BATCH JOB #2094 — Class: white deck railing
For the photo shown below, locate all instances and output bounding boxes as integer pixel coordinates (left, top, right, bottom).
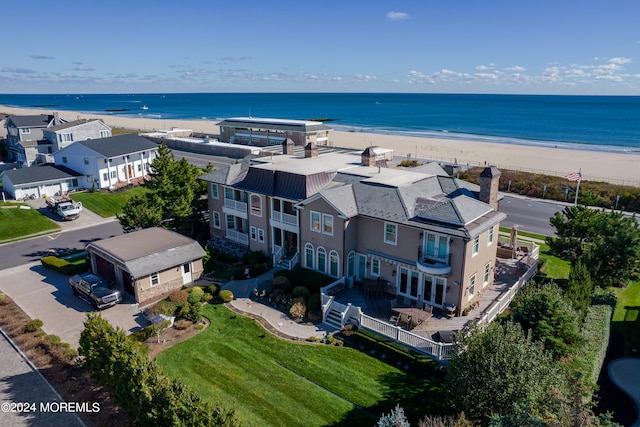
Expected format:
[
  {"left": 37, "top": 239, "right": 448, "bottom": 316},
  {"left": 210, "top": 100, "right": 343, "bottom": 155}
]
[
  {"left": 359, "top": 313, "right": 454, "bottom": 361},
  {"left": 272, "top": 210, "right": 298, "bottom": 226},
  {"left": 225, "top": 229, "right": 249, "bottom": 245}
]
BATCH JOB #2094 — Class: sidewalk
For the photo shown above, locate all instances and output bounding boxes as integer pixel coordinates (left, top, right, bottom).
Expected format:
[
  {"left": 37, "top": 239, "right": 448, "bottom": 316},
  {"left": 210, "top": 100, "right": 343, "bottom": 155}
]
[{"left": 221, "top": 270, "right": 333, "bottom": 340}]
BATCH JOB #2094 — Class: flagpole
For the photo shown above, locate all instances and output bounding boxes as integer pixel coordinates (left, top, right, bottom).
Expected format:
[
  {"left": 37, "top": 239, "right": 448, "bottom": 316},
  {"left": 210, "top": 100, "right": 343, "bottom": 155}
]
[{"left": 573, "top": 169, "right": 582, "bottom": 206}]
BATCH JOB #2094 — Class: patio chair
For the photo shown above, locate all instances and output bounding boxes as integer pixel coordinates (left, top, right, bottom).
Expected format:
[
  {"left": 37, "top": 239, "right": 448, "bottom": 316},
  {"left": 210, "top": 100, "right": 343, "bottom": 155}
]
[
  {"left": 410, "top": 316, "right": 421, "bottom": 329},
  {"left": 398, "top": 313, "right": 411, "bottom": 329},
  {"left": 389, "top": 312, "right": 399, "bottom": 324}
]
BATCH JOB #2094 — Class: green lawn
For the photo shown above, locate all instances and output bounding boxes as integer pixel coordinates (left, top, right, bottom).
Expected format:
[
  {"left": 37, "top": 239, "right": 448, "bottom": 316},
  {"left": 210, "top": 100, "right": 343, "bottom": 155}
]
[
  {"left": 612, "top": 280, "right": 640, "bottom": 356},
  {"left": 0, "top": 202, "right": 60, "bottom": 242},
  {"left": 156, "top": 305, "right": 442, "bottom": 427},
  {"left": 71, "top": 187, "right": 150, "bottom": 217}
]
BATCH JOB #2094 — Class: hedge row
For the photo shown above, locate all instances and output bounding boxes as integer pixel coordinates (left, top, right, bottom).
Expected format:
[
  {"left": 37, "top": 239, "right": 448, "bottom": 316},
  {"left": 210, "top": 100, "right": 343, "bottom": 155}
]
[
  {"left": 574, "top": 304, "right": 613, "bottom": 390},
  {"left": 41, "top": 255, "right": 87, "bottom": 276}
]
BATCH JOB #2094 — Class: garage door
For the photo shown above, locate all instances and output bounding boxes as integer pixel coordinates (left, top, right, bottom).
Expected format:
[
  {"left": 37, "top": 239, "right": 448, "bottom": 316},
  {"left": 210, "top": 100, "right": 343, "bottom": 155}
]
[{"left": 95, "top": 256, "right": 116, "bottom": 283}]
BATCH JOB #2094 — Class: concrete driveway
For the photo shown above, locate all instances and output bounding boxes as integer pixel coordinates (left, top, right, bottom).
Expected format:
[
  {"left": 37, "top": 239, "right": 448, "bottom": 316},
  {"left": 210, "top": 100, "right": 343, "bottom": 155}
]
[
  {"left": 24, "top": 197, "right": 113, "bottom": 234},
  {"left": 0, "top": 262, "right": 144, "bottom": 350}
]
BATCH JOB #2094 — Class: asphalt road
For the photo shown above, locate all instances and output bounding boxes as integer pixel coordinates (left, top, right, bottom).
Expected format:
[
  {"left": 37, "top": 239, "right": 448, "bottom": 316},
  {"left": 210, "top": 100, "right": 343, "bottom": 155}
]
[
  {"left": 0, "top": 221, "right": 124, "bottom": 271},
  {"left": 499, "top": 195, "right": 565, "bottom": 236}
]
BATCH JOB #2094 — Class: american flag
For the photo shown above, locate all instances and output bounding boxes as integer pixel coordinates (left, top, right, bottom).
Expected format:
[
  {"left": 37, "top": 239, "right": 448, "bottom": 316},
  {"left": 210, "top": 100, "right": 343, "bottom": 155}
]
[{"left": 565, "top": 171, "right": 582, "bottom": 182}]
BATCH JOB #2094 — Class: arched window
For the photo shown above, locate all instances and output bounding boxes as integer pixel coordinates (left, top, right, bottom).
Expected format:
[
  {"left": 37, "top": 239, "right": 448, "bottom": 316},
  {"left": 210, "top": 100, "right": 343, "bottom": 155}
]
[
  {"left": 317, "top": 247, "right": 326, "bottom": 273},
  {"left": 250, "top": 194, "right": 262, "bottom": 216},
  {"left": 347, "top": 251, "right": 355, "bottom": 277},
  {"left": 329, "top": 250, "right": 339, "bottom": 277},
  {"left": 305, "top": 243, "right": 314, "bottom": 269}
]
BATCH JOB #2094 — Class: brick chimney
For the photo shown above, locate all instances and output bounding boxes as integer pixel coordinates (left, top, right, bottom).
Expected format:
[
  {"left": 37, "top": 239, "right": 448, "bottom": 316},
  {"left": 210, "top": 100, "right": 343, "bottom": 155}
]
[
  {"left": 479, "top": 166, "right": 501, "bottom": 211},
  {"left": 304, "top": 141, "right": 318, "bottom": 158},
  {"left": 361, "top": 146, "right": 377, "bottom": 166},
  {"left": 282, "top": 138, "right": 295, "bottom": 155}
]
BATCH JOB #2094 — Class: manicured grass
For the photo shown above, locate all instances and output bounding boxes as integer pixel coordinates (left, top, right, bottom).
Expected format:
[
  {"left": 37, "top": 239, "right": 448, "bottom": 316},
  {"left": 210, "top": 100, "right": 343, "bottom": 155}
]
[
  {"left": 156, "top": 304, "right": 442, "bottom": 427},
  {"left": 71, "top": 187, "right": 150, "bottom": 217},
  {"left": 537, "top": 243, "right": 571, "bottom": 280},
  {"left": 0, "top": 202, "right": 59, "bottom": 241},
  {"left": 612, "top": 280, "right": 640, "bottom": 356}
]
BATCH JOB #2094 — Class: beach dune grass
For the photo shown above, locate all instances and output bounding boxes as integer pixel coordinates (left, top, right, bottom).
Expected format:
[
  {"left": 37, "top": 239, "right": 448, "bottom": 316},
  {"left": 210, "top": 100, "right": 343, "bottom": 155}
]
[
  {"left": 0, "top": 202, "right": 59, "bottom": 241},
  {"left": 70, "top": 187, "right": 149, "bottom": 217},
  {"left": 156, "top": 304, "right": 441, "bottom": 426}
]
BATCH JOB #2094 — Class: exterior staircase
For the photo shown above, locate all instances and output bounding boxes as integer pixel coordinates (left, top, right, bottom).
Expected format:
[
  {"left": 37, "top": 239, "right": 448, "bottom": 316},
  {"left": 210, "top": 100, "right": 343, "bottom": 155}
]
[{"left": 324, "top": 306, "right": 345, "bottom": 329}]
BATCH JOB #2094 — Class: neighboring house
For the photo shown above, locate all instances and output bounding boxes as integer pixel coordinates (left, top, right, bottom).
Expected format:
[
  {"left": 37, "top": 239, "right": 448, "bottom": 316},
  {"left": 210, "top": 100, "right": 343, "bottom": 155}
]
[
  {"left": 53, "top": 134, "right": 158, "bottom": 190},
  {"left": 217, "top": 117, "right": 332, "bottom": 146},
  {"left": 43, "top": 118, "right": 112, "bottom": 152},
  {"left": 0, "top": 164, "right": 83, "bottom": 199},
  {"left": 85, "top": 227, "right": 206, "bottom": 305},
  {"left": 4, "top": 113, "right": 67, "bottom": 166},
  {"left": 200, "top": 143, "right": 506, "bottom": 316}
]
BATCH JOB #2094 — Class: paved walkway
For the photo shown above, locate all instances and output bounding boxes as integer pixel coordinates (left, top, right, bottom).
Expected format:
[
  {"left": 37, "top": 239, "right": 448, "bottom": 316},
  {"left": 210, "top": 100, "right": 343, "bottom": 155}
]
[
  {"left": 219, "top": 270, "right": 333, "bottom": 340},
  {"left": 0, "top": 329, "right": 85, "bottom": 427},
  {"left": 608, "top": 358, "right": 640, "bottom": 427}
]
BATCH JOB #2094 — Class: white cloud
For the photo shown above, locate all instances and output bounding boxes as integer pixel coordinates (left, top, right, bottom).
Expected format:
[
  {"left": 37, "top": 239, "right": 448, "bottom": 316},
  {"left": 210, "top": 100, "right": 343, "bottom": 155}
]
[
  {"left": 475, "top": 64, "right": 494, "bottom": 71},
  {"left": 608, "top": 57, "right": 632, "bottom": 65},
  {"left": 386, "top": 11, "right": 409, "bottom": 21},
  {"left": 504, "top": 66, "right": 526, "bottom": 72}
]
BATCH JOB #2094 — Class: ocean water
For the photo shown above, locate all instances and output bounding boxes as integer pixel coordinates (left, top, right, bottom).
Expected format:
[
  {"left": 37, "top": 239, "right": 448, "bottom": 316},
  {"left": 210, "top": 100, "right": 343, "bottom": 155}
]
[{"left": 1, "top": 93, "right": 639, "bottom": 153}]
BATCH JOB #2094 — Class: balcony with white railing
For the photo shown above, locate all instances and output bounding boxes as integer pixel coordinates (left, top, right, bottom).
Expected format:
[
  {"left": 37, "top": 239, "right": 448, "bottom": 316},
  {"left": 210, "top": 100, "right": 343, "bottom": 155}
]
[
  {"left": 225, "top": 229, "right": 249, "bottom": 245},
  {"left": 416, "top": 251, "right": 452, "bottom": 276},
  {"left": 271, "top": 210, "right": 298, "bottom": 227},
  {"left": 224, "top": 198, "right": 247, "bottom": 217}
]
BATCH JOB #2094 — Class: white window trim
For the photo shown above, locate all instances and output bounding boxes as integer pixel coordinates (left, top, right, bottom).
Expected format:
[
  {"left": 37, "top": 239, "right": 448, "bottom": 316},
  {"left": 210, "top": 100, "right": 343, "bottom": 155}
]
[
  {"left": 316, "top": 246, "right": 327, "bottom": 274},
  {"left": 150, "top": 272, "right": 160, "bottom": 286},
  {"left": 322, "top": 213, "right": 334, "bottom": 236},
  {"left": 211, "top": 184, "right": 219, "bottom": 199},
  {"left": 384, "top": 222, "right": 398, "bottom": 245},
  {"left": 371, "top": 258, "right": 380, "bottom": 277},
  {"left": 329, "top": 250, "right": 340, "bottom": 277},
  {"left": 472, "top": 236, "right": 480, "bottom": 256},
  {"left": 488, "top": 226, "right": 494, "bottom": 246},
  {"left": 213, "top": 211, "right": 221, "bottom": 229},
  {"left": 310, "top": 210, "right": 321, "bottom": 233},
  {"left": 250, "top": 226, "right": 257, "bottom": 240},
  {"left": 483, "top": 262, "right": 491, "bottom": 287},
  {"left": 257, "top": 228, "right": 264, "bottom": 243},
  {"left": 250, "top": 194, "right": 262, "bottom": 217},
  {"left": 305, "top": 243, "right": 314, "bottom": 269},
  {"left": 468, "top": 273, "right": 476, "bottom": 300}
]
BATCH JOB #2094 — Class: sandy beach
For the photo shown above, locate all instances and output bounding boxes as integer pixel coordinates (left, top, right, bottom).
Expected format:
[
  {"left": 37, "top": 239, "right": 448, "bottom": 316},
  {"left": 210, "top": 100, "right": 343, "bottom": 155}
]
[{"left": 2, "top": 105, "right": 639, "bottom": 186}]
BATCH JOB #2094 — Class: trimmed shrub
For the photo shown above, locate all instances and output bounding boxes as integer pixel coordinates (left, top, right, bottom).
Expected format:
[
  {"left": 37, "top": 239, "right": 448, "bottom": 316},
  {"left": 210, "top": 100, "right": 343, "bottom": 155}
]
[
  {"left": 24, "top": 319, "right": 44, "bottom": 333},
  {"left": 174, "top": 319, "right": 192, "bottom": 330},
  {"left": 0, "top": 293, "right": 9, "bottom": 305},
  {"left": 167, "top": 290, "right": 189, "bottom": 304},
  {"left": 218, "top": 290, "right": 234, "bottom": 303},
  {"left": 204, "top": 283, "right": 220, "bottom": 296},
  {"left": 40, "top": 255, "right": 87, "bottom": 276},
  {"left": 178, "top": 303, "right": 201, "bottom": 323},
  {"left": 129, "top": 326, "right": 154, "bottom": 342},
  {"left": 272, "top": 275, "right": 291, "bottom": 292},
  {"left": 307, "top": 292, "right": 320, "bottom": 310},
  {"left": 591, "top": 287, "right": 618, "bottom": 308},
  {"left": 187, "top": 287, "right": 205, "bottom": 304},
  {"left": 574, "top": 304, "right": 613, "bottom": 389},
  {"left": 201, "top": 293, "right": 213, "bottom": 303},
  {"left": 145, "top": 299, "right": 180, "bottom": 317},
  {"left": 292, "top": 286, "right": 311, "bottom": 300},
  {"left": 289, "top": 302, "right": 307, "bottom": 319}
]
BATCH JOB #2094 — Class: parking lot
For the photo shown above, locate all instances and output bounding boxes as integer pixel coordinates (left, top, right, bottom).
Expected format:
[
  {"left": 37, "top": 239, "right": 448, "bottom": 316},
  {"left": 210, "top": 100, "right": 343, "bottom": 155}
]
[{"left": 0, "top": 262, "right": 143, "bottom": 349}]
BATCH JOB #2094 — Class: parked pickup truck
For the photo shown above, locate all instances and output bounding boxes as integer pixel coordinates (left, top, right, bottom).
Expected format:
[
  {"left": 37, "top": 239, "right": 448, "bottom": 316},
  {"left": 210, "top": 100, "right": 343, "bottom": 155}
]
[
  {"left": 69, "top": 273, "right": 122, "bottom": 310},
  {"left": 45, "top": 196, "right": 82, "bottom": 221}
]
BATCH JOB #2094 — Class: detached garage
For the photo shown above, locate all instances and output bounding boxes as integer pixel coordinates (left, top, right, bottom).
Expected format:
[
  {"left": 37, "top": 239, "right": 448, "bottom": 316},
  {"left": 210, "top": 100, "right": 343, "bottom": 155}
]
[
  {"left": 0, "top": 164, "right": 82, "bottom": 200},
  {"left": 85, "top": 227, "right": 206, "bottom": 305}
]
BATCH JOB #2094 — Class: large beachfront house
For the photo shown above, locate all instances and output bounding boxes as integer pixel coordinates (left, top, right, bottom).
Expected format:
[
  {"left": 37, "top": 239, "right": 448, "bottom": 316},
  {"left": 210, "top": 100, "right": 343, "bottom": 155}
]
[
  {"left": 217, "top": 117, "right": 332, "bottom": 147},
  {"left": 53, "top": 134, "right": 158, "bottom": 190},
  {"left": 201, "top": 143, "right": 505, "bottom": 316},
  {"left": 43, "top": 118, "right": 112, "bottom": 152},
  {"left": 5, "top": 114, "right": 65, "bottom": 166}
]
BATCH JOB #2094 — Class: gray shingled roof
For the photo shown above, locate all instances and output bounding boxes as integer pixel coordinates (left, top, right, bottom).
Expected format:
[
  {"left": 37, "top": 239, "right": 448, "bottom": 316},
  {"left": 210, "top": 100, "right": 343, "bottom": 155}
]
[
  {"left": 76, "top": 134, "right": 157, "bottom": 158},
  {"left": 44, "top": 118, "right": 95, "bottom": 132},
  {"left": 6, "top": 115, "right": 53, "bottom": 128},
  {"left": 1, "top": 164, "right": 81, "bottom": 185},
  {"left": 86, "top": 227, "right": 205, "bottom": 279}
]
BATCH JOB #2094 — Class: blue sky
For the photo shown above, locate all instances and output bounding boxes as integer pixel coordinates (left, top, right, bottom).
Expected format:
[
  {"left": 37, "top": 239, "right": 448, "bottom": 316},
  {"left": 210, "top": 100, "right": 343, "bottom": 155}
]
[{"left": 2, "top": 0, "right": 639, "bottom": 94}]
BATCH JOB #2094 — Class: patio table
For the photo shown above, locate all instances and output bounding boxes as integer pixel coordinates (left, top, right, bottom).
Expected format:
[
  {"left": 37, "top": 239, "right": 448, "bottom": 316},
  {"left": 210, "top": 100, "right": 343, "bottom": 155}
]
[{"left": 391, "top": 306, "right": 433, "bottom": 327}]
